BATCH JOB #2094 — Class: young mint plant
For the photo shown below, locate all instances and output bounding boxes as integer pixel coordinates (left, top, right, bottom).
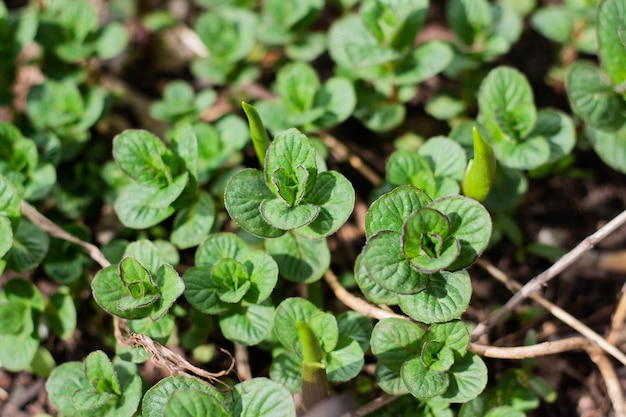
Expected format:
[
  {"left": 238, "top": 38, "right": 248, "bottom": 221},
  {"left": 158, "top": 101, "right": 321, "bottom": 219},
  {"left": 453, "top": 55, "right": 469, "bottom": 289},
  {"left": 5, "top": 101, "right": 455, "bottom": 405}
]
[
  {"left": 270, "top": 298, "right": 366, "bottom": 395},
  {"left": 360, "top": 185, "right": 491, "bottom": 323},
  {"left": 446, "top": 0, "right": 523, "bottom": 68},
  {"left": 478, "top": 66, "right": 575, "bottom": 170},
  {"left": 531, "top": 1, "right": 597, "bottom": 55},
  {"left": 224, "top": 128, "right": 355, "bottom": 239},
  {"left": 36, "top": 0, "right": 128, "bottom": 76},
  {"left": 254, "top": 62, "right": 356, "bottom": 133},
  {"left": 191, "top": 7, "right": 259, "bottom": 85},
  {"left": 149, "top": 80, "right": 217, "bottom": 125},
  {"left": 371, "top": 318, "right": 487, "bottom": 402},
  {"left": 112, "top": 125, "right": 218, "bottom": 245},
  {"left": 385, "top": 137, "right": 467, "bottom": 199},
  {"left": 46, "top": 351, "right": 142, "bottom": 417},
  {"left": 92, "top": 246, "right": 184, "bottom": 321},
  {"left": 565, "top": 0, "right": 626, "bottom": 173},
  {"left": 328, "top": 0, "right": 453, "bottom": 131},
  {"left": 257, "top": 0, "right": 326, "bottom": 61},
  {"left": 183, "top": 232, "right": 278, "bottom": 345},
  {"left": 0, "top": 123, "right": 56, "bottom": 201}
]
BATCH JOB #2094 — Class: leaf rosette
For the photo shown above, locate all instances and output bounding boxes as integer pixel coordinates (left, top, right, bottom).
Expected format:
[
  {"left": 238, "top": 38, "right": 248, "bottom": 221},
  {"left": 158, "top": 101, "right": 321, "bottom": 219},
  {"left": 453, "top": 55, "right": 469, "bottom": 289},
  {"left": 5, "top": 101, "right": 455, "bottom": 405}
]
[
  {"left": 371, "top": 318, "right": 487, "bottom": 402},
  {"left": 360, "top": 185, "right": 491, "bottom": 322},
  {"left": 92, "top": 256, "right": 184, "bottom": 320},
  {"left": 224, "top": 128, "right": 355, "bottom": 239}
]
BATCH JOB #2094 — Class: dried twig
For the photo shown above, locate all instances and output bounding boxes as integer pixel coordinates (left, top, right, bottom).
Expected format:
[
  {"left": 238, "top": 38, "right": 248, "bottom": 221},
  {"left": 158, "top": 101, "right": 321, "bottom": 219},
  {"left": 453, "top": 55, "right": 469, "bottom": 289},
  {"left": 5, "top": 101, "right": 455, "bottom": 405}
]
[
  {"left": 235, "top": 343, "right": 252, "bottom": 381},
  {"left": 608, "top": 281, "right": 626, "bottom": 345},
  {"left": 473, "top": 209, "right": 626, "bottom": 337},
  {"left": 474, "top": 259, "right": 626, "bottom": 366},
  {"left": 323, "top": 270, "right": 603, "bottom": 360},
  {"left": 21, "top": 200, "right": 111, "bottom": 268},
  {"left": 588, "top": 348, "right": 626, "bottom": 417}
]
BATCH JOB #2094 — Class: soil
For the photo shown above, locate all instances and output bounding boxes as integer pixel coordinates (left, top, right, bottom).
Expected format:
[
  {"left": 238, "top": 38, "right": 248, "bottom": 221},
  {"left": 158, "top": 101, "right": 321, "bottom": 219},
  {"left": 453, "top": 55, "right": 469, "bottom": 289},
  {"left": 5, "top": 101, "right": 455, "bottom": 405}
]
[{"left": 2, "top": 1, "right": 626, "bottom": 417}]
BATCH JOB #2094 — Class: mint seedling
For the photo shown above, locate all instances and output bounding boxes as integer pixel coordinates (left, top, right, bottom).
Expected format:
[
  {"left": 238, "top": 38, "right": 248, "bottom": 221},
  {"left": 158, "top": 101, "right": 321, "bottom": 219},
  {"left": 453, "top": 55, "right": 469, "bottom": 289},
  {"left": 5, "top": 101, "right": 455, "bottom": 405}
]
[
  {"left": 371, "top": 318, "right": 487, "bottom": 402},
  {"left": 224, "top": 128, "right": 355, "bottom": 239}
]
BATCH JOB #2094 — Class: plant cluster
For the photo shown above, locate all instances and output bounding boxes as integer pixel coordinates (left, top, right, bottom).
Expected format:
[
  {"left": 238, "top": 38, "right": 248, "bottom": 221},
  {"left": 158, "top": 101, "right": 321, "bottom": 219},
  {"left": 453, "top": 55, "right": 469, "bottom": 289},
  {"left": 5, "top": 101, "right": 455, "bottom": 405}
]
[{"left": 0, "top": 0, "right": 624, "bottom": 416}]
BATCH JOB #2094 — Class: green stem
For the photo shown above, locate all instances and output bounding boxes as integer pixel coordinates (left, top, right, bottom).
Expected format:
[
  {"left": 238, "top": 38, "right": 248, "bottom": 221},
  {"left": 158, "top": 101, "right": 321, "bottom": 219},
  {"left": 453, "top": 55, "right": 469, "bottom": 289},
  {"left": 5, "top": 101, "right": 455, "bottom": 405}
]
[
  {"left": 297, "top": 321, "right": 328, "bottom": 411},
  {"left": 242, "top": 101, "right": 271, "bottom": 168}
]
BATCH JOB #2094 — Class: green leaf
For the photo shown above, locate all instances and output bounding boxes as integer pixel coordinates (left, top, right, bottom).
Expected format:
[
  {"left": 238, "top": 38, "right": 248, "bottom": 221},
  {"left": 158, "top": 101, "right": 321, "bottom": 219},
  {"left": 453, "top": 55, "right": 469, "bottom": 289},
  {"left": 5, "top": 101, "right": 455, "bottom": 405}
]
[
  {"left": 150, "top": 264, "right": 184, "bottom": 320},
  {"left": 398, "top": 270, "right": 472, "bottom": 323},
  {"left": 0, "top": 332, "right": 39, "bottom": 372},
  {"left": 597, "top": 0, "right": 626, "bottom": 87},
  {"left": 240, "top": 250, "right": 279, "bottom": 305},
  {"left": 113, "top": 130, "right": 177, "bottom": 188},
  {"left": 2, "top": 278, "right": 45, "bottom": 311},
  {"left": 326, "top": 335, "right": 364, "bottom": 382},
  {"left": 6, "top": 218, "right": 49, "bottom": 273},
  {"left": 0, "top": 215, "right": 13, "bottom": 258},
  {"left": 365, "top": 185, "right": 432, "bottom": 238},
  {"left": 212, "top": 258, "right": 251, "bottom": 303},
  {"left": 370, "top": 318, "right": 424, "bottom": 371},
  {"left": 391, "top": 41, "right": 454, "bottom": 85},
  {"left": 375, "top": 363, "right": 409, "bottom": 395},
  {"left": 419, "top": 137, "right": 467, "bottom": 181},
  {"left": 462, "top": 128, "right": 496, "bottom": 202},
  {"left": 264, "top": 129, "right": 318, "bottom": 199},
  {"left": 183, "top": 267, "right": 230, "bottom": 315},
  {"left": 46, "top": 290, "right": 77, "bottom": 340},
  {"left": 531, "top": 110, "right": 576, "bottom": 164},
  {"left": 95, "top": 21, "right": 128, "bottom": 59},
  {"left": 428, "top": 195, "right": 492, "bottom": 270},
  {"left": 422, "top": 321, "right": 470, "bottom": 358},
  {"left": 114, "top": 184, "right": 176, "bottom": 229},
  {"left": 386, "top": 150, "right": 433, "bottom": 188},
  {"left": 587, "top": 124, "right": 626, "bottom": 173},
  {"left": 260, "top": 198, "right": 319, "bottom": 229},
  {"left": 364, "top": 230, "right": 428, "bottom": 294},
  {"left": 316, "top": 77, "right": 357, "bottom": 128},
  {"left": 220, "top": 303, "right": 275, "bottom": 346},
  {"left": 165, "top": 390, "right": 229, "bottom": 417},
  {"left": 123, "top": 239, "right": 170, "bottom": 276},
  {"left": 195, "top": 232, "right": 247, "bottom": 266},
  {"left": 142, "top": 375, "right": 224, "bottom": 417},
  {"left": 478, "top": 66, "right": 537, "bottom": 140},
  {"left": 92, "top": 266, "right": 152, "bottom": 320},
  {"left": 224, "top": 169, "right": 285, "bottom": 238},
  {"left": 401, "top": 356, "right": 450, "bottom": 399},
  {"left": 227, "top": 378, "right": 296, "bottom": 417},
  {"left": 171, "top": 123, "right": 199, "bottom": 186},
  {"left": 242, "top": 102, "right": 271, "bottom": 167},
  {"left": 492, "top": 131, "right": 551, "bottom": 170},
  {"left": 402, "top": 208, "right": 452, "bottom": 258},
  {"left": 441, "top": 353, "right": 488, "bottom": 403},
  {"left": 276, "top": 62, "right": 320, "bottom": 115},
  {"left": 336, "top": 311, "right": 373, "bottom": 353},
  {"left": 447, "top": 0, "right": 492, "bottom": 45},
  {"left": 354, "top": 253, "right": 400, "bottom": 305},
  {"left": 171, "top": 192, "right": 215, "bottom": 249},
  {"left": 265, "top": 231, "right": 330, "bottom": 283},
  {"left": 269, "top": 349, "right": 303, "bottom": 393},
  {"left": 274, "top": 298, "right": 336, "bottom": 355},
  {"left": 566, "top": 62, "right": 626, "bottom": 131},
  {"left": 84, "top": 350, "right": 121, "bottom": 396},
  {"left": 0, "top": 301, "right": 29, "bottom": 334},
  {"left": 0, "top": 175, "right": 21, "bottom": 230},
  {"left": 296, "top": 171, "right": 355, "bottom": 238},
  {"left": 530, "top": 6, "right": 574, "bottom": 45}
]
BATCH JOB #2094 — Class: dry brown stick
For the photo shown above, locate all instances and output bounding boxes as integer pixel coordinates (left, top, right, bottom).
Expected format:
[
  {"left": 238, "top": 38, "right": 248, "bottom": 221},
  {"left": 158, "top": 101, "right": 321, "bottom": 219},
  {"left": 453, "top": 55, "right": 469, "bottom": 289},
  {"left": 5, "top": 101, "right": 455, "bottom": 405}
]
[
  {"left": 323, "top": 270, "right": 600, "bottom": 360},
  {"left": 588, "top": 348, "right": 626, "bottom": 417},
  {"left": 608, "top": 282, "right": 626, "bottom": 345},
  {"left": 235, "top": 343, "right": 252, "bottom": 381},
  {"left": 21, "top": 200, "right": 111, "bottom": 268},
  {"left": 319, "top": 131, "right": 383, "bottom": 186},
  {"left": 473, "top": 209, "right": 626, "bottom": 338},
  {"left": 475, "top": 259, "right": 626, "bottom": 366},
  {"left": 339, "top": 393, "right": 399, "bottom": 417}
]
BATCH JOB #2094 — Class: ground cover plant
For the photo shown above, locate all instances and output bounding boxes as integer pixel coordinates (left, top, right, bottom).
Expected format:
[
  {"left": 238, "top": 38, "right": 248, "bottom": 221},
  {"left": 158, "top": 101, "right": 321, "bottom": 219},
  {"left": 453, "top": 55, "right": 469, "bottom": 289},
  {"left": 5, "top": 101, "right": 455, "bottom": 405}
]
[{"left": 1, "top": 0, "right": 626, "bottom": 416}]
